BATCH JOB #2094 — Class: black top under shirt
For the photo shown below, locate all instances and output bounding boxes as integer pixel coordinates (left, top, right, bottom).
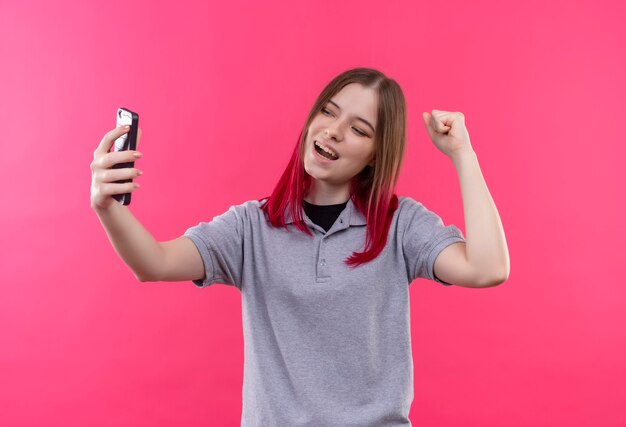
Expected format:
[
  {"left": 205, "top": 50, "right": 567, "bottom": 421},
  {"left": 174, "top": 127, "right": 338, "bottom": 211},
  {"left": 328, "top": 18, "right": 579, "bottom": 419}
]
[
  {"left": 303, "top": 198, "right": 449, "bottom": 284},
  {"left": 302, "top": 199, "right": 348, "bottom": 232}
]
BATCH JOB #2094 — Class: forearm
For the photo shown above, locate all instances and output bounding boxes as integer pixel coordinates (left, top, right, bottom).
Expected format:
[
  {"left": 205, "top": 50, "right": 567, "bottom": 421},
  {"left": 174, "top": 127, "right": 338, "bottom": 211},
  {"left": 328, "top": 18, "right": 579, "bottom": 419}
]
[
  {"left": 92, "top": 201, "right": 165, "bottom": 282},
  {"left": 451, "top": 148, "right": 510, "bottom": 284}
]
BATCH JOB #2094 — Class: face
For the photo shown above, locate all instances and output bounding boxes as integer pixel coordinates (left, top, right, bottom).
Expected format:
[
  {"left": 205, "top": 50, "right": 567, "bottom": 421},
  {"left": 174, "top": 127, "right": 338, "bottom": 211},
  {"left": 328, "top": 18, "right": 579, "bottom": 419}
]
[{"left": 303, "top": 83, "right": 378, "bottom": 187}]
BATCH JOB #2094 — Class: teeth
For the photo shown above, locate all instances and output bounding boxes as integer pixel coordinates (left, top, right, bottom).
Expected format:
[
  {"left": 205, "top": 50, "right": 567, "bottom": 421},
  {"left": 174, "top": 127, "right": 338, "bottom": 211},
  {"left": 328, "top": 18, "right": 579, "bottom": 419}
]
[{"left": 315, "top": 141, "right": 338, "bottom": 158}]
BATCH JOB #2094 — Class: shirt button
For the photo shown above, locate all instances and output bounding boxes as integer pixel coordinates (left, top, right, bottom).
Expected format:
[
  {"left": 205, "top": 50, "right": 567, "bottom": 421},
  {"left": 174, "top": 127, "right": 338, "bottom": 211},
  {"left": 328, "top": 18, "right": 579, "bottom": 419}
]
[{"left": 320, "top": 259, "right": 326, "bottom": 266}]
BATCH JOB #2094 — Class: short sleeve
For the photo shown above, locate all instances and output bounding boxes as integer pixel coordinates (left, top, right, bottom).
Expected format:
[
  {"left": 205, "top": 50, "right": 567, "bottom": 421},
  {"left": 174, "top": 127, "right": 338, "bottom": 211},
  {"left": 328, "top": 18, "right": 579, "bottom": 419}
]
[
  {"left": 401, "top": 197, "right": 466, "bottom": 286},
  {"left": 183, "top": 204, "right": 246, "bottom": 290}
]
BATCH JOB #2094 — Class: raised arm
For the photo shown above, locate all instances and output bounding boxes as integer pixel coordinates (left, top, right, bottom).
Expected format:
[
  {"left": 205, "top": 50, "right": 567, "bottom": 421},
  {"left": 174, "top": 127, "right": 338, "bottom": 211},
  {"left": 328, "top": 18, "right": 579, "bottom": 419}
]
[{"left": 423, "top": 110, "right": 510, "bottom": 287}]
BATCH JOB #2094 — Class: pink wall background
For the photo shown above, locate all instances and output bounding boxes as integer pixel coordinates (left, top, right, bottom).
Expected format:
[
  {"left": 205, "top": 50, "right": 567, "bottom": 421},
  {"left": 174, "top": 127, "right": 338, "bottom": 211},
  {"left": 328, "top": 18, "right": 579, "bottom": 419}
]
[{"left": 1, "top": 0, "right": 625, "bottom": 425}]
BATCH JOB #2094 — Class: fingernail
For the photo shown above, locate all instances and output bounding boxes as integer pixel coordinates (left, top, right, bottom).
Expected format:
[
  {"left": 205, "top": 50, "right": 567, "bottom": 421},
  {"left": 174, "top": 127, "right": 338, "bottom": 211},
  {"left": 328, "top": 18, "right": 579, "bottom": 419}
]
[
  {"left": 125, "top": 125, "right": 130, "bottom": 130},
  {"left": 134, "top": 152, "right": 142, "bottom": 158}
]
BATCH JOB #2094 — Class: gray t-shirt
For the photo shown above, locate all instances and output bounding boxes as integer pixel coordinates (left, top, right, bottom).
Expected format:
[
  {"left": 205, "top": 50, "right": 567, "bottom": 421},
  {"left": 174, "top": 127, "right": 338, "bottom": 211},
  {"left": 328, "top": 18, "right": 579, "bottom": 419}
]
[{"left": 184, "top": 195, "right": 465, "bottom": 426}]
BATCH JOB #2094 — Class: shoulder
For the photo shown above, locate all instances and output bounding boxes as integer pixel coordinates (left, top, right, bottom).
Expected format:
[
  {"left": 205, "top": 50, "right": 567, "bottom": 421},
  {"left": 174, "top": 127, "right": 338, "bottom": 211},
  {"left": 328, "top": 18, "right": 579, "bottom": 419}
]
[
  {"left": 219, "top": 198, "right": 269, "bottom": 223},
  {"left": 201, "top": 198, "right": 263, "bottom": 224},
  {"left": 239, "top": 198, "right": 265, "bottom": 211},
  {"left": 220, "top": 198, "right": 266, "bottom": 212},
  {"left": 397, "top": 195, "right": 419, "bottom": 208},
  {"left": 397, "top": 195, "right": 449, "bottom": 215},
  {"left": 395, "top": 195, "right": 427, "bottom": 220},
  {"left": 394, "top": 195, "right": 455, "bottom": 233}
]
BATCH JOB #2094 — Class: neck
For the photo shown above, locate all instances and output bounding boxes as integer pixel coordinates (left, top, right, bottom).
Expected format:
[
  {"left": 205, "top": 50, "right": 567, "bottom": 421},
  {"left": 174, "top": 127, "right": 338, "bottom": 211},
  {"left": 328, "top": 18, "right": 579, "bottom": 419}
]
[{"left": 304, "top": 180, "right": 350, "bottom": 205}]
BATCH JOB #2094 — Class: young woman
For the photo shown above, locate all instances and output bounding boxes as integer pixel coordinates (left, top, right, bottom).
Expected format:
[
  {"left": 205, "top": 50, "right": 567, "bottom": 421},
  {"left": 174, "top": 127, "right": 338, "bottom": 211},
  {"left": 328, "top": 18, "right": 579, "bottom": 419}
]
[{"left": 91, "top": 67, "right": 509, "bottom": 426}]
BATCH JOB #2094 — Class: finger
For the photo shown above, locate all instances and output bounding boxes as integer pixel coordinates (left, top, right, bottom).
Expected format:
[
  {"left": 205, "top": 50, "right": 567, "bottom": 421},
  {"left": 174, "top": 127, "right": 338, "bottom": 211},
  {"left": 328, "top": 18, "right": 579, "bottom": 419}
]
[
  {"left": 98, "top": 149, "right": 142, "bottom": 170},
  {"left": 435, "top": 122, "right": 451, "bottom": 133},
  {"left": 422, "top": 112, "right": 436, "bottom": 139},
  {"left": 99, "top": 167, "right": 142, "bottom": 183},
  {"left": 430, "top": 110, "right": 451, "bottom": 133},
  {"left": 102, "top": 181, "right": 140, "bottom": 195},
  {"left": 95, "top": 125, "right": 131, "bottom": 157},
  {"left": 432, "top": 110, "right": 456, "bottom": 132}
]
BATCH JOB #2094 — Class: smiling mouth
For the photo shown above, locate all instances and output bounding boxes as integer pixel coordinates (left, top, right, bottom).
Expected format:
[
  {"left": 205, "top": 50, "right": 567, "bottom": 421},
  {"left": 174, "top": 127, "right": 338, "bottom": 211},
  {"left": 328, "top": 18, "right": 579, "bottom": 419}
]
[{"left": 314, "top": 140, "right": 338, "bottom": 160}]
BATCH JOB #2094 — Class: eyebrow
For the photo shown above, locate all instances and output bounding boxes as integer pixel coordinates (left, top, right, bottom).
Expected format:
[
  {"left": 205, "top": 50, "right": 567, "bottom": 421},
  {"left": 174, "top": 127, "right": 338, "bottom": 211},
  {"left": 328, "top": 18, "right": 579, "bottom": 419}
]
[{"left": 327, "top": 99, "right": 376, "bottom": 134}]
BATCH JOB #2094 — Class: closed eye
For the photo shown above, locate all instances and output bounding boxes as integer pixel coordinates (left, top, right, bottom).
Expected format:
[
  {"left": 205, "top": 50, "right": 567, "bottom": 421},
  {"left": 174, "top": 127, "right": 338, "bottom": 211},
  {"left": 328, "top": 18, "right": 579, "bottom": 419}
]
[{"left": 320, "top": 108, "right": 369, "bottom": 137}]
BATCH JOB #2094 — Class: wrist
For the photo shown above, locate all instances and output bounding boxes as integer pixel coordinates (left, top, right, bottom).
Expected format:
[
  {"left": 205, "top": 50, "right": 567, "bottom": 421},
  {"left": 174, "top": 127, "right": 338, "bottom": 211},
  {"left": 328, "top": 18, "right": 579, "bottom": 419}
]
[
  {"left": 91, "top": 200, "right": 118, "bottom": 215},
  {"left": 449, "top": 146, "right": 477, "bottom": 165}
]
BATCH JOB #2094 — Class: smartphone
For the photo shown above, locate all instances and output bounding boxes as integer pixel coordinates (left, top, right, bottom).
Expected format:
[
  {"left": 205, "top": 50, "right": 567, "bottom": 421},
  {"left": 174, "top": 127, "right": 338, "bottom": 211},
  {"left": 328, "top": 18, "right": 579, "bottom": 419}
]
[{"left": 112, "top": 107, "right": 139, "bottom": 205}]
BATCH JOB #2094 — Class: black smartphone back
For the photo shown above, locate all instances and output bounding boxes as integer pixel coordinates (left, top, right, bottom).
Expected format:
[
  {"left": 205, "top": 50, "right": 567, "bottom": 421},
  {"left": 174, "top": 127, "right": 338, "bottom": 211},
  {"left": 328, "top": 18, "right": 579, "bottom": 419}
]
[{"left": 112, "top": 107, "right": 139, "bottom": 205}]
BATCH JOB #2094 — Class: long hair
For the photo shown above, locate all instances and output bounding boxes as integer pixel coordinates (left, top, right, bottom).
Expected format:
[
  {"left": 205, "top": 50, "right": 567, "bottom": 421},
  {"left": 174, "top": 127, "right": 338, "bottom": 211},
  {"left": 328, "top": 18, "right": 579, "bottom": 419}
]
[{"left": 259, "top": 67, "right": 406, "bottom": 268}]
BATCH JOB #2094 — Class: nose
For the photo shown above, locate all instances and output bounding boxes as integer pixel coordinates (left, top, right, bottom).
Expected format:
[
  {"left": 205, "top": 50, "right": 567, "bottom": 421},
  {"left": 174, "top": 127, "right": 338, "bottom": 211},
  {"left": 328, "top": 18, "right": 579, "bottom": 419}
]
[{"left": 324, "top": 125, "right": 341, "bottom": 142}]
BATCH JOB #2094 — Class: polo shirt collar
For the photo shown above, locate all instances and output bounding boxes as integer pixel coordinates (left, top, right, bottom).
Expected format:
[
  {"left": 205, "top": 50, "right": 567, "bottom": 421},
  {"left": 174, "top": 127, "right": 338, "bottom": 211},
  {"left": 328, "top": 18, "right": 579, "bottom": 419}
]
[{"left": 283, "top": 197, "right": 367, "bottom": 226}]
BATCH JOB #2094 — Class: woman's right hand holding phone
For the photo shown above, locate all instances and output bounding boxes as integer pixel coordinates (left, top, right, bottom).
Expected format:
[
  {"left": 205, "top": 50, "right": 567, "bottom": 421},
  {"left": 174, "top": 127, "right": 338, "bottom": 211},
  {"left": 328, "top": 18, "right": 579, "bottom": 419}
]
[{"left": 90, "top": 126, "right": 143, "bottom": 210}]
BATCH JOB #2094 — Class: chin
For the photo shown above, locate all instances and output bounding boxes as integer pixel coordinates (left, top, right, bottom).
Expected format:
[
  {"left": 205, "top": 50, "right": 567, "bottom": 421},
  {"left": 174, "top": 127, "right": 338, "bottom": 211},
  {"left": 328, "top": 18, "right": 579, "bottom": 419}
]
[{"left": 303, "top": 163, "right": 322, "bottom": 180}]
